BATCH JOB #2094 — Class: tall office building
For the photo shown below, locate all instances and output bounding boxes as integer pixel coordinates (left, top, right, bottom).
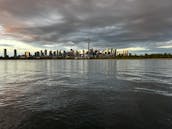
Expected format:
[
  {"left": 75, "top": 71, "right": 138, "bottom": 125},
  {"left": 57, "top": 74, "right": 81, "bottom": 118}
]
[
  {"left": 53, "top": 51, "right": 56, "bottom": 56},
  {"left": 35, "top": 51, "right": 40, "bottom": 57},
  {"left": 56, "top": 50, "right": 59, "bottom": 56},
  {"left": 4, "top": 49, "right": 7, "bottom": 58},
  {"left": 40, "top": 50, "right": 44, "bottom": 56},
  {"left": 49, "top": 51, "right": 53, "bottom": 56},
  {"left": 114, "top": 49, "right": 117, "bottom": 57},
  {"left": 14, "top": 49, "right": 17, "bottom": 58},
  {"left": 44, "top": 50, "right": 47, "bottom": 56},
  {"left": 123, "top": 50, "right": 128, "bottom": 56},
  {"left": 25, "top": 52, "right": 31, "bottom": 58}
]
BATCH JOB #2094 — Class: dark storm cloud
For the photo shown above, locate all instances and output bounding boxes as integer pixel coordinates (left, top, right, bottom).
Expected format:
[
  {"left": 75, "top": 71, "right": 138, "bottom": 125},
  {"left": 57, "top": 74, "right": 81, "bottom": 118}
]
[{"left": 0, "top": 0, "right": 172, "bottom": 51}]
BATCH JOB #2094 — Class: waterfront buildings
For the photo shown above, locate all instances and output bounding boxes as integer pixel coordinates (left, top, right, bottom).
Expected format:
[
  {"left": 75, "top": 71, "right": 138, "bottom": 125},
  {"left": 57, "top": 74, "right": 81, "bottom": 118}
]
[
  {"left": 0, "top": 48, "right": 129, "bottom": 59},
  {"left": 117, "top": 50, "right": 129, "bottom": 56}
]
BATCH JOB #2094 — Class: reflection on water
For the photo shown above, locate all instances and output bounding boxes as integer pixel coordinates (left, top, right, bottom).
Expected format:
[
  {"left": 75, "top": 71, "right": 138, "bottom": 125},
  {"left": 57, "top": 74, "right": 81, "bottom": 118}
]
[{"left": 0, "top": 60, "right": 172, "bottom": 129}]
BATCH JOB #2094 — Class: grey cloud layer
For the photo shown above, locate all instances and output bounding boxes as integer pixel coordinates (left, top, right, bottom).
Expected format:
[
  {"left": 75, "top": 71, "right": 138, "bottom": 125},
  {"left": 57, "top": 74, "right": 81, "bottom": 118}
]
[{"left": 0, "top": 0, "right": 172, "bottom": 51}]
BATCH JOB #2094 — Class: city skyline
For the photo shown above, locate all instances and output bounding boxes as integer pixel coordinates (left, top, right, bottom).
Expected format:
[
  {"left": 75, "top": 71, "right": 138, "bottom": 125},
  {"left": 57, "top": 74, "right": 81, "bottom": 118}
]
[
  {"left": 1, "top": 47, "right": 172, "bottom": 59},
  {"left": 0, "top": 47, "right": 126, "bottom": 58},
  {"left": 0, "top": 0, "right": 172, "bottom": 54}
]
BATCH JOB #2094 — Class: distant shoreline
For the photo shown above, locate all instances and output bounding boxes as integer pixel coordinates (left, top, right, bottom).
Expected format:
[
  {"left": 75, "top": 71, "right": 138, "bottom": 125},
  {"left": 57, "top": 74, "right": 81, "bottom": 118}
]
[{"left": 0, "top": 58, "right": 172, "bottom": 60}]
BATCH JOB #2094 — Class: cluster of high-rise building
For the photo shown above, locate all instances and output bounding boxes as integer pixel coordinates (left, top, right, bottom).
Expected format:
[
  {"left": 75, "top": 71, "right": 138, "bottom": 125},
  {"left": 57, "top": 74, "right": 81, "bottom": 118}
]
[{"left": 0, "top": 48, "right": 129, "bottom": 59}]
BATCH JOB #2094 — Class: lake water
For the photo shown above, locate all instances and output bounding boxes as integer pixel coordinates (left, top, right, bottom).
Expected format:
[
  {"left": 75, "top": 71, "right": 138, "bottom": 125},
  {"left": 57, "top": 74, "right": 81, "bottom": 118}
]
[{"left": 0, "top": 60, "right": 172, "bottom": 129}]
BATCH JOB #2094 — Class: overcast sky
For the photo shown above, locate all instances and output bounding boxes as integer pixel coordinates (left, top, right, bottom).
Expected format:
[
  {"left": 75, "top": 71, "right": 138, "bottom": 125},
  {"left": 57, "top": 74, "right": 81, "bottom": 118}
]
[{"left": 0, "top": 0, "right": 172, "bottom": 54}]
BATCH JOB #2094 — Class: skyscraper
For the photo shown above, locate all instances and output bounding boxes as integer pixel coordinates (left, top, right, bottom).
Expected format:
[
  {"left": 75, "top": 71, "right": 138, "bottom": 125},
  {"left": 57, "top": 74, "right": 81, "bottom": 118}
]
[
  {"left": 14, "top": 49, "right": 17, "bottom": 58},
  {"left": 44, "top": 50, "right": 47, "bottom": 56},
  {"left": 56, "top": 50, "right": 59, "bottom": 56},
  {"left": 49, "top": 51, "right": 53, "bottom": 56},
  {"left": 53, "top": 51, "right": 56, "bottom": 56},
  {"left": 4, "top": 49, "right": 7, "bottom": 58},
  {"left": 25, "top": 52, "right": 31, "bottom": 58},
  {"left": 40, "top": 50, "right": 44, "bottom": 56},
  {"left": 113, "top": 49, "right": 117, "bottom": 57},
  {"left": 88, "top": 39, "right": 90, "bottom": 58}
]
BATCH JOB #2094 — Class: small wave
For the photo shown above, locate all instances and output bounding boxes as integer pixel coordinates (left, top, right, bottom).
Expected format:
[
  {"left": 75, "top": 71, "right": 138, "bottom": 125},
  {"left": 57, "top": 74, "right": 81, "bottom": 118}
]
[{"left": 134, "top": 87, "right": 172, "bottom": 97}]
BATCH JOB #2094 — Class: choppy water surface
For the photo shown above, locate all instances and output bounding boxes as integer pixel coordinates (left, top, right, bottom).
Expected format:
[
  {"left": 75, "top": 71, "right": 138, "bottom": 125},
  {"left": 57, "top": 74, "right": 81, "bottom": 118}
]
[{"left": 0, "top": 60, "right": 172, "bottom": 129}]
